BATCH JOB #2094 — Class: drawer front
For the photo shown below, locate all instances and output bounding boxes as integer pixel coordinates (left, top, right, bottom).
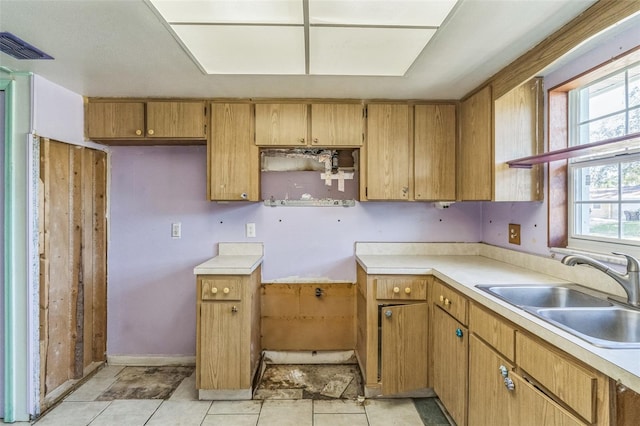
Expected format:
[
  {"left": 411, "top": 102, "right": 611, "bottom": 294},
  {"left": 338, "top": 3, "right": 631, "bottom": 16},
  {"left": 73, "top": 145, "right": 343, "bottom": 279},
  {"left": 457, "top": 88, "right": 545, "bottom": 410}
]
[
  {"left": 375, "top": 278, "right": 428, "bottom": 300},
  {"left": 433, "top": 280, "right": 467, "bottom": 325},
  {"left": 470, "top": 303, "right": 515, "bottom": 361},
  {"left": 516, "top": 332, "right": 597, "bottom": 423},
  {"left": 201, "top": 278, "right": 242, "bottom": 301}
]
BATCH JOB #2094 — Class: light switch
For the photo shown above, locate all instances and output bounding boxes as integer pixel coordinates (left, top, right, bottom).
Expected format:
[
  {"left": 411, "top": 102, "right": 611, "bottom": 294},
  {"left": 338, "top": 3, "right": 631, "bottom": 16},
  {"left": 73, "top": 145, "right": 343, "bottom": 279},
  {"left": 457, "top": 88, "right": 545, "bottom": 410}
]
[{"left": 172, "top": 222, "right": 181, "bottom": 239}]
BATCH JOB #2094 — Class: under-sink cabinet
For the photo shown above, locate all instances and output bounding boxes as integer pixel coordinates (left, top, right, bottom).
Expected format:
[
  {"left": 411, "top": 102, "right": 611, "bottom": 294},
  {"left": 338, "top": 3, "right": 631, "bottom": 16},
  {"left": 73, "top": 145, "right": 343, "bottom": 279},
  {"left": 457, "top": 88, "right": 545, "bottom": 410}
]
[
  {"left": 356, "top": 265, "right": 429, "bottom": 396},
  {"left": 196, "top": 267, "right": 261, "bottom": 399}
]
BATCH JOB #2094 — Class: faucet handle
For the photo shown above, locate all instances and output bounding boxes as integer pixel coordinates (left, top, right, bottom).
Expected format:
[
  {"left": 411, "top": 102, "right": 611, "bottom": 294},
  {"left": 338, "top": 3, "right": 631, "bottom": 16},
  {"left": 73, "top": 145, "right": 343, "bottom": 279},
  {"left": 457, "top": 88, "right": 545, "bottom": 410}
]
[{"left": 612, "top": 252, "right": 640, "bottom": 272}]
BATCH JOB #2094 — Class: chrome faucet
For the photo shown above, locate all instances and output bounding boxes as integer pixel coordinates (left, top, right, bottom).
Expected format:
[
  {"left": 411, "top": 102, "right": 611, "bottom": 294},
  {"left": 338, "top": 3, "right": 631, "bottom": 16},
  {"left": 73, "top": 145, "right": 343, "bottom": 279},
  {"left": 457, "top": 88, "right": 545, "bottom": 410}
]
[{"left": 561, "top": 252, "right": 640, "bottom": 307}]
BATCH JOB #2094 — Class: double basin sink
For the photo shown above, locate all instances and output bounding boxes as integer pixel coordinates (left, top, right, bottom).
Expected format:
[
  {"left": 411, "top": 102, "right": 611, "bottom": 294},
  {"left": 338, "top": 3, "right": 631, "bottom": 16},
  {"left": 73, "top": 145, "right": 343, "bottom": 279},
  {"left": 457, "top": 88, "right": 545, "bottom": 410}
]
[{"left": 476, "top": 284, "right": 640, "bottom": 348}]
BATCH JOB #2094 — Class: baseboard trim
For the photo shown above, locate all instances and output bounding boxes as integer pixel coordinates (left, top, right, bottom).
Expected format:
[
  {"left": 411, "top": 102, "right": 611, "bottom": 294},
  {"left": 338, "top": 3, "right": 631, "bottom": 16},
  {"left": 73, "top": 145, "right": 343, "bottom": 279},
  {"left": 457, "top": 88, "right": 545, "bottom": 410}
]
[
  {"left": 262, "top": 350, "right": 357, "bottom": 365},
  {"left": 106, "top": 355, "right": 195, "bottom": 366}
]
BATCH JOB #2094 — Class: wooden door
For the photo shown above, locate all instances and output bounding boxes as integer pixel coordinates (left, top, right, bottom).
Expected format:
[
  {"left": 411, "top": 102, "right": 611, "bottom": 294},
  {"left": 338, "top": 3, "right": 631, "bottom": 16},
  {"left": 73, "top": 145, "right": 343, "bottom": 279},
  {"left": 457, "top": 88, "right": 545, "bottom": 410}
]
[
  {"left": 146, "top": 101, "right": 206, "bottom": 138},
  {"left": 468, "top": 335, "right": 516, "bottom": 426},
  {"left": 86, "top": 102, "right": 144, "bottom": 139},
  {"left": 209, "top": 103, "right": 259, "bottom": 201},
  {"left": 255, "top": 103, "right": 308, "bottom": 146},
  {"left": 380, "top": 303, "right": 428, "bottom": 395},
  {"left": 199, "top": 302, "right": 243, "bottom": 389},
  {"left": 459, "top": 85, "right": 492, "bottom": 200},
  {"left": 414, "top": 104, "right": 456, "bottom": 200},
  {"left": 310, "top": 103, "right": 363, "bottom": 147},
  {"left": 432, "top": 306, "right": 468, "bottom": 426},
  {"left": 39, "top": 139, "right": 107, "bottom": 409},
  {"left": 366, "top": 104, "right": 411, "bottom": 200}
]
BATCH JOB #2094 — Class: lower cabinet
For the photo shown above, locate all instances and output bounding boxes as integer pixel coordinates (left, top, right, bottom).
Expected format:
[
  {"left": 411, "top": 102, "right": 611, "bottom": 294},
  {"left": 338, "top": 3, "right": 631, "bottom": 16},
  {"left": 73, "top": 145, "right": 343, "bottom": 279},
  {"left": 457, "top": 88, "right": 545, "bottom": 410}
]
[
  {"left": 432, "top": 305, "right": 468, "bottom": 426},
  {"left": 196, "top": 267, "right": 261, "bottom": 400}
]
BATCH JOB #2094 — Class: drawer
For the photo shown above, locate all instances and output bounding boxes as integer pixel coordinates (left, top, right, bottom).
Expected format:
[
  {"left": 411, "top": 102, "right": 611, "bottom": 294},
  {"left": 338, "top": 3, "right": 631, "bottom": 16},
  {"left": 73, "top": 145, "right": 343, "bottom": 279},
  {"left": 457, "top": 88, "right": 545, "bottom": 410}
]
[
  {"left": 470, "top": 303, "right": 515, "bottom": 361},
  {"left": 201, "top": 278, "right": 242, "bottom": 301},
  {"left": 432, "top": 279, "right": 467, "bottom": 325},
  {"left": 375, "top": 278, "right": 428, "bottom": 300},
  {"left": 516, "top": 332, "right": 597, "bottom": 423}
]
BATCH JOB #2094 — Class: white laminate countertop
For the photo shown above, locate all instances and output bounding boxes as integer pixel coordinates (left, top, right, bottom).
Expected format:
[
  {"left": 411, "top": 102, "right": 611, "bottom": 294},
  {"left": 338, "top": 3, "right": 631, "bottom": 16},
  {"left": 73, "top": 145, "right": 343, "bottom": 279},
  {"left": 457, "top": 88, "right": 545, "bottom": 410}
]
[
  {"left": 193, "top": 243, "right": 263, "bottom": 275},
  {"left": 355, "top": 244, "right": 640, "bottom": 393}
]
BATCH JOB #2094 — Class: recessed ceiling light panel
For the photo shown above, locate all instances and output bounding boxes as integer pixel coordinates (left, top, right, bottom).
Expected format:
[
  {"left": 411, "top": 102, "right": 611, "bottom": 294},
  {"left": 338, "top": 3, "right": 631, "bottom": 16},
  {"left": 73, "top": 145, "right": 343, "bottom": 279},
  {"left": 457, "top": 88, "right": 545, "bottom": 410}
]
[
  {"left": 308, "top": 0, "right": 457, "bottom": 26},
  {"left": 150, "top": 0, "right": 303, "bottom": 24},
  {"left": 309, "top": 27, "right": 436, "bottom": 76},
  {"left": 172, "top": 25, "right": 305, "bottom": 74}
]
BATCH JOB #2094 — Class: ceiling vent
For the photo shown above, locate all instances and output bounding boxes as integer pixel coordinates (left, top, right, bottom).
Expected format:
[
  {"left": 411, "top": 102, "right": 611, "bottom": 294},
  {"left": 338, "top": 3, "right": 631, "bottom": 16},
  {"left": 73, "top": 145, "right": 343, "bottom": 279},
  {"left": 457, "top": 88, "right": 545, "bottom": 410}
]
[{"left": 0, "top": 32, "right": 54, "bottom": 60}]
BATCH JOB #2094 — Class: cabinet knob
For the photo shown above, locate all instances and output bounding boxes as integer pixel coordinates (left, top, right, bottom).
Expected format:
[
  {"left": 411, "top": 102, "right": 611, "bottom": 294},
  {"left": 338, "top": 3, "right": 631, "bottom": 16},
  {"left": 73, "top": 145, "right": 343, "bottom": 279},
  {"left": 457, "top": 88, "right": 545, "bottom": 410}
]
[
  {"left": 135, "top": 129, "right": 142, "bottom": 136},
  {"left": 312, "top": 138, "right": 318, "bottom": 144},
  {"left": 240, "top": 193, "right": 248, "bottom": 199},
  {"left": 439, "top": 295, "right": 444, "bottom": 302},
  {"left": 404, "top": 287, "right": 411, "bottom": 294},
  {"left": 223, "top": 287, "right": 230, "bottom": 294},
  {"left": 393, "top": 287, "right": 400, "bottom": 294},
  {"left": 504, "top": 377, "right": 515, "bottom": 391},
  {"left": 455, "top": 328, "right": 463, "bottom": 338},
  {"left": 384, "top": 310, "right": 392, "bottom": 318},
  {"left": 231, "top": 306, "right": 238, "bottom": 313},
  {"left": 299, "top": 138, "right": 305, "bottom": 144},
  {"left": 444, "top": 298, "right": 451, "bottom": 306},
  {"left": 211, "top": 287, "right": 218, "bottom": 294},
  {"left": 499, "top": 365, "right": 509, "bottom": 378},
  {"left": 147, "top": 129, "right": 155, "bottom": 135}
]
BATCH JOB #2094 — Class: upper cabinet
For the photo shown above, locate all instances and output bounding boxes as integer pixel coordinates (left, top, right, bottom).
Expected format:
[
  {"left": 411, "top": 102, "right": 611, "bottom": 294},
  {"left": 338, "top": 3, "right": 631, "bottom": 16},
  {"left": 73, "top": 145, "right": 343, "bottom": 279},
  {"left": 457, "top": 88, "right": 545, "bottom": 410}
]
[
  {"left": 86, "top": 100, "right": 207, "bottom": 144},
  {"left": 414, "top": 104, "right": 457, "bottom": 201},
  {"left": 208, "top": 103, "right": 259, "bottom": 201},
  {"left": 459, "top": 79, "right": 543, "bottom": 201},
  {"left": 310, "top": 103, "right": 364, "bottom": 147},
  {"left": 365, "top": 104, "right": 411, "bottom": 200},
  {"left": 255, "top": 103, "right": 308, "bottom": 146}
]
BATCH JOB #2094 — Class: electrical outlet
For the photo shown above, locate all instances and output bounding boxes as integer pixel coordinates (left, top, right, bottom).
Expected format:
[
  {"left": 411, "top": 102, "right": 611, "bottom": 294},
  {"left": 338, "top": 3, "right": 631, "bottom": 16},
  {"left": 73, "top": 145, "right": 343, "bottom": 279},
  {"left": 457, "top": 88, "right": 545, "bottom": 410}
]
[
  {"left": 508, "top": 223, "right": 521, "bottom": 245},
  {"left": 171, "top": 222, "right": 181, "bottom": 239},
  {"left": 246, "top": 223, "right": 256, "bottom": 238}
]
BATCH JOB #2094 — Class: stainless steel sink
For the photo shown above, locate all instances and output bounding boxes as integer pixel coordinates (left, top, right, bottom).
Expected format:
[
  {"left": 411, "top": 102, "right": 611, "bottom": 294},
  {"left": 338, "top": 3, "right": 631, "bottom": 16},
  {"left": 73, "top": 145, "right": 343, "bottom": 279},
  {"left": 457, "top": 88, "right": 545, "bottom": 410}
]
[
  {"left": 531, "top": 307, "right": 640, "bottom": 348},
  {"left": 476, "top": 285, "right": 613, "bottom": 308}
]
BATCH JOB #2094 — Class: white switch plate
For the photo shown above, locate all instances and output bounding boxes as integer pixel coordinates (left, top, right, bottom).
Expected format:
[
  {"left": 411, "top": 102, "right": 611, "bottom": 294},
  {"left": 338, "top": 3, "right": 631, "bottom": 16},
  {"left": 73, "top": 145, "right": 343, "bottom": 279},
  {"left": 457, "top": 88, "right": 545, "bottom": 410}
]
[
  {"left": 246, "top": 223, "right": 256, "bottom": 238},
  {"left": 172, "top": 222, "right": 181, "bottom": 239}
]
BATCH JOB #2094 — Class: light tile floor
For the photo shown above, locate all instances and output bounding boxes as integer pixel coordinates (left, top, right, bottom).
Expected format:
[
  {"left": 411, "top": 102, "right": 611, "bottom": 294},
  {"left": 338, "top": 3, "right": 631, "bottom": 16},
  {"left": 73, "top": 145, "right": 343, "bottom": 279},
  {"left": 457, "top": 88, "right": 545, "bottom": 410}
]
[{"left": 31, "top": 366, "right": 450, "bottom": 426}]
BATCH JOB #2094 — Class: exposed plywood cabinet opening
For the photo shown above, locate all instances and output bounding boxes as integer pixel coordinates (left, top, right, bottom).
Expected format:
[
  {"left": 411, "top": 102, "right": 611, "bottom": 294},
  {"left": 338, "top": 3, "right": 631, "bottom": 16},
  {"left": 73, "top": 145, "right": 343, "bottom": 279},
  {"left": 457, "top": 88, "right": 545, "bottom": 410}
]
[{"left": 39, "top": 139, "right": 107, "bottom": 410}]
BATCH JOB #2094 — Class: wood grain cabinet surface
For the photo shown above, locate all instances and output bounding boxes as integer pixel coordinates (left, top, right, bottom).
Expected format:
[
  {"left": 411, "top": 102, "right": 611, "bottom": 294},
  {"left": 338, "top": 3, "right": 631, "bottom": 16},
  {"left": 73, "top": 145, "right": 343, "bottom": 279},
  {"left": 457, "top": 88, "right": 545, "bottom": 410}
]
[
  {"left": 310, "top": 103, "right": 363, "bottom": 147},
  {"left": 208, "top": 103, "right": 259, "bottom": 201},
  {"left": 255, "top": 103, "right": 308, "bottom": 146},
  {"left": 86, "top": 100, "right": 206, "bottom": 143}
]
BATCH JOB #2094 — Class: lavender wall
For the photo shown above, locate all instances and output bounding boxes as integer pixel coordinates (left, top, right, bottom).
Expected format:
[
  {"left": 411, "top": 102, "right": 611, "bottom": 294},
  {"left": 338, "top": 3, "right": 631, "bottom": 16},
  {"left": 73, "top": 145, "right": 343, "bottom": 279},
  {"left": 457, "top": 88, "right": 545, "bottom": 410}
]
[{"left": 107, "top": 145, "right": 483, "bottom": 355}]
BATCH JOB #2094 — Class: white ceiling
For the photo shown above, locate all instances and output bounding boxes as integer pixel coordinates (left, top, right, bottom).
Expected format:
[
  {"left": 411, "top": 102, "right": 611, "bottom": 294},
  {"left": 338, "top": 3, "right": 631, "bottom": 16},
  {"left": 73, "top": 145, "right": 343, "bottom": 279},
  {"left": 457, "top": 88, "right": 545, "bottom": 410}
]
[{"left": 0, "top": 0, "right": 625, "bottom": 100}]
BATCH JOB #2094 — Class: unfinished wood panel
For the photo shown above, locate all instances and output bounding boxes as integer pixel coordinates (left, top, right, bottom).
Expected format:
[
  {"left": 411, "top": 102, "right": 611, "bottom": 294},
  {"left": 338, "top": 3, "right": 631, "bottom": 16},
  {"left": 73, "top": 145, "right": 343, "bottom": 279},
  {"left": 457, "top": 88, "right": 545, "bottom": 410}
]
[
  {"left": 81, "top": 149, "right": 94, "bottom": 370},
  {"left": 516, "top": 332, "right": 599, "bottom": 423},
  {"left": 380, "top": 303, "right": 428, "bottom": 395},
  {"left": 366, "top": 104, "right": 411, "bottom": 200},
  {"left": 146, "top": 101, "right": 206, "bottom": 139},
  {"left": 39, "top": 139, "right": 51, "bottom": 404},
  {"left": 494, "top": 78, "right": 544, "bottom": 201},
  {"left": 261, "top": 283, "right": 356, "bottom": 350},
  {"left": 209, "top": 103, "right": 259, "bottom": 201},
  {"left": 92, "top": 151, "right": 107, "bottom": 362},
  {"left": 70, "top": 147, "right": 83, "bottom": 379},
  {"left": 490, "top": 1, "right": 640, "bottom": 99},
  {"left": 432, "top": 306, "right": 468, "bottom": 426},
  {"left": 255, "top": 103, "right": 308, "bottom": 146},
  {"left": 311, "top": 103, "right": 363, "bottom": 147},
  {"left": 86, "top": 102, "right": 144, "bottom": 139},
  {"left": 459, "top": 85, "right": 492, "bottom": 200},
  {"left": 469, "top": 303, "right": 515, "bottom": 361},
  {"left": 414, "top": 104, "right": 457, "bottom": 201}
]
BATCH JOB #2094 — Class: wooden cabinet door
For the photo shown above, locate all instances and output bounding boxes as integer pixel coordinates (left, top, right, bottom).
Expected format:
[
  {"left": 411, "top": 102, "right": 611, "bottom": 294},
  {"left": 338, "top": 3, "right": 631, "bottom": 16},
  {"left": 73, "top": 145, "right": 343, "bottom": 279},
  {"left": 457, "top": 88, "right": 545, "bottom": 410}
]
[
  {"left": 414, "top": 104, "right": 456, "bottom": 200},
  {"left": 380, "top": 303, "right": 428, "bottom": 395},
  {"left": 432, "top": 306, "right": 468, "bottom": 426},
  {"left": 146, "top": 101, "right": 206, "bottom": 138},
  {"left": 255, "top": 103, "right": 308, "bottom": 146},
  {"left": 494, "top": 78, "right": 543, "bottom": 201},
  {"left": 311, "top": 103, "right": 363, "bottom": 147},
  {"left": 468, "top": 335, "right": 517, "bottom": 426},
  {"left": 199, "top": 302, "right": 242, "bottom": 389},
  {"left": 511, "top": 371, "right": 585, "bottom": 426},
  {"left": 366, "top": 104, "right": 411, "bottom": 200},
  {"left": 209, "top": 103, "right": 259, "bottom": 201},
  {"left": 459, "top": 85, "right": 492, "bottom": 200},
  {"left": 86, "top": 102, "right": 145, "bottom": 139}
]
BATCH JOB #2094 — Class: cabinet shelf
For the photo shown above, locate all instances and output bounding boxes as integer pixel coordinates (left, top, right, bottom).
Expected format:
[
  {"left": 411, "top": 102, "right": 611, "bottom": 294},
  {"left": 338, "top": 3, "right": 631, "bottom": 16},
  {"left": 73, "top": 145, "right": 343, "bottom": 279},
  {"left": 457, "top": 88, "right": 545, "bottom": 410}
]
[{"left": 508, "top": 132, "right": 640, "bottom": 169}]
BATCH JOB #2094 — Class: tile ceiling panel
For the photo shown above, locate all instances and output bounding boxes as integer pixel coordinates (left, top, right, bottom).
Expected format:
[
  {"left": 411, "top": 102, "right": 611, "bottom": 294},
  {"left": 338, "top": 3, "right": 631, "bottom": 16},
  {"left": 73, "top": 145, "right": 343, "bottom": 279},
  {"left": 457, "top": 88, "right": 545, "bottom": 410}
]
[{"left": 150, "top": 0, "right": 303, "bottom": 24}]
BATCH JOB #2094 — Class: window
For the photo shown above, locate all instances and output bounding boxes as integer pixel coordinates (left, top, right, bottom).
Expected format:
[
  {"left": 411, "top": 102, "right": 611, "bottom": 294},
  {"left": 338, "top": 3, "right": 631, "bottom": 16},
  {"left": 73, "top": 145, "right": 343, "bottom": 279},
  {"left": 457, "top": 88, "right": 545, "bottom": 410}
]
[{"left": 568, "top": 62, "right": 640, "bottom": 253}]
